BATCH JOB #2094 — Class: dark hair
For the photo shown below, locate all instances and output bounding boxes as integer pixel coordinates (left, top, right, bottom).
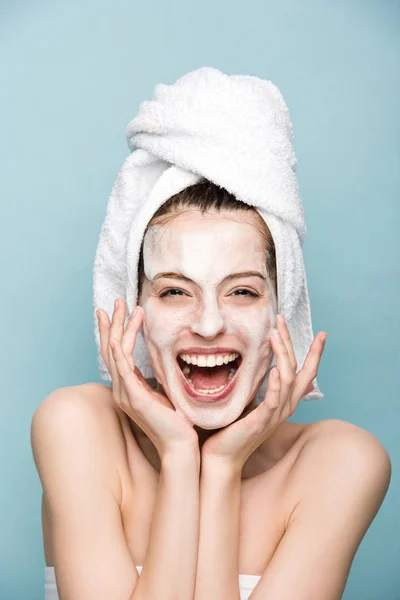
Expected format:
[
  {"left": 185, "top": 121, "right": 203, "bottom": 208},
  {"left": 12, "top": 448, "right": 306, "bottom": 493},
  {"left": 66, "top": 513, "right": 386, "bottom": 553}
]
[{"left": 137, "top": 179, "right": 277, "bottom": 300}]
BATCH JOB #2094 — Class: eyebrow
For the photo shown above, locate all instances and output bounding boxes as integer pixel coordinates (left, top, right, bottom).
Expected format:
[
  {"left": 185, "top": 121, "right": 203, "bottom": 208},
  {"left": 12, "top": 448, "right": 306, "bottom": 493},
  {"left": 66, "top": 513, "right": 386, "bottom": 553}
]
[{"left": 152, "top": 271, "right": 267, "bottom": 284}]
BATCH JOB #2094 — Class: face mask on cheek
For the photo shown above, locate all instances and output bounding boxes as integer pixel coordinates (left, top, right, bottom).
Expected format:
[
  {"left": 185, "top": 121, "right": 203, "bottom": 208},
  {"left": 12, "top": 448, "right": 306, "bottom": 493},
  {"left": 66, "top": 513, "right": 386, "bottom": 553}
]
[
  {"left": 136, "top": 215, "right": 279, "bottom": 428},
  {"left": 139, "top": 281, "right": 277, "bottom": 429}
]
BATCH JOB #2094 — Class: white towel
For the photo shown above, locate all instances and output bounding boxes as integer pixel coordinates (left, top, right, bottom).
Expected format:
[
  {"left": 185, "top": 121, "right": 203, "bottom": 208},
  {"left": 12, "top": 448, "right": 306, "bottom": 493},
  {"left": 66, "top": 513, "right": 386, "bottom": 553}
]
[{"left": 93, "top": 66, "right": 323, "bottom": 402}]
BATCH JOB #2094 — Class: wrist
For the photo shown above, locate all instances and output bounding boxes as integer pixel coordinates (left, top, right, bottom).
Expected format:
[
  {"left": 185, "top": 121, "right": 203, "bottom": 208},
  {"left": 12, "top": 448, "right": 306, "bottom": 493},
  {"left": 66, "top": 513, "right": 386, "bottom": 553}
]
[
  {"left": 161, "top": 443, "right": 201, "bottom": 470},
  {"left": 200, "top": 452, "right": 243, "bottom": 480}
]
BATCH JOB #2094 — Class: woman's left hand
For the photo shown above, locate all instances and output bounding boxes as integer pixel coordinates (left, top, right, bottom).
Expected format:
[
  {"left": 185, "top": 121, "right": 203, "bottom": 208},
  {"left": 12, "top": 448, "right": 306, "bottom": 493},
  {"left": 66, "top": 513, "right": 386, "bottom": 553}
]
[{"left": 201, "top": 315, "right": 328, "bottom": 470}]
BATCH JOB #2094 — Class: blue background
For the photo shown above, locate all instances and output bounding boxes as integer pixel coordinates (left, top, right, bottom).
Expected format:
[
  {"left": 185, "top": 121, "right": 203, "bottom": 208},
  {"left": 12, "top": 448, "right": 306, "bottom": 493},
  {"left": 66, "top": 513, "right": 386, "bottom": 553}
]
[{"left": 1, "top": 0, "right": 398, "bottom": 598}]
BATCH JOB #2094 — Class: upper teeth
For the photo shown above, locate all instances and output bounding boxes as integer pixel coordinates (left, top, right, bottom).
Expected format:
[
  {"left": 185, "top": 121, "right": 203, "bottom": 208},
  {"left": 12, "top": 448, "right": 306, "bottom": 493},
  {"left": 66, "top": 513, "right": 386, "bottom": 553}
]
[{"left": 179, "top": 352, "right": 239, "bottom": 367}]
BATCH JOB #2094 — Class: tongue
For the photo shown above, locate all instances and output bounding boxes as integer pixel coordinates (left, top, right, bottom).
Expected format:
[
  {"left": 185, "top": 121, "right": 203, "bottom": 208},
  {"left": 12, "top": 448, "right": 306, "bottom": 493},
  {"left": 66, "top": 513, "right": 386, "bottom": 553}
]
[{"left": 190, "top": 364, "right": 231, "bottom": 390}]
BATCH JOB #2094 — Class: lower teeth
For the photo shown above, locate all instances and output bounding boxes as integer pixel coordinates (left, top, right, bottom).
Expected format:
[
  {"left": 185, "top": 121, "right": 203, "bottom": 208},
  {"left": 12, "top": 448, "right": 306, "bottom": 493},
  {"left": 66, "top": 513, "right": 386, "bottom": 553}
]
[
  {"left": 184, "top": 366, "right": 237, "bottom": 395},
  {"left": 187, "top": 380, "right": 227, "bottom": 394}
]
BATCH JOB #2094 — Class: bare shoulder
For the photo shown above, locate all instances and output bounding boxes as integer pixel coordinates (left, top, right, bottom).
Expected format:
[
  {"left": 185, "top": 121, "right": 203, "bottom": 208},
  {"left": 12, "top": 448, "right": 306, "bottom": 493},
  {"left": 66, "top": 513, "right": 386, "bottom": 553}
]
[
  {"left": 285, "top": 418, "right": 392, "bottom": 523},
  {"left": 31, "top": 383, "right": 142, "bottom": 585},
  {"left": 34, "top": 382, "right": 113, "bottom": 412},
  {"left": 32, "top": 382, "right": 125, "bottom": 503},
  {"left": 33, "top": 382, "right": 120, "bottom": 445},
  {"left": 301, "top": 418, "right": 391, "bottom": 458},
  {"left": 32, "top": 381, "right": 118, "bottom": 444}
]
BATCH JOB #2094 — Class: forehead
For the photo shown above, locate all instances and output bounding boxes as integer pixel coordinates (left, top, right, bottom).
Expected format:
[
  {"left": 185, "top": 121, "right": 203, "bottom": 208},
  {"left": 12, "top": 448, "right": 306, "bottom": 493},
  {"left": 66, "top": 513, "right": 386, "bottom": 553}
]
[{"left": 143, "top": 210, "right": 266, "bottom": 261}]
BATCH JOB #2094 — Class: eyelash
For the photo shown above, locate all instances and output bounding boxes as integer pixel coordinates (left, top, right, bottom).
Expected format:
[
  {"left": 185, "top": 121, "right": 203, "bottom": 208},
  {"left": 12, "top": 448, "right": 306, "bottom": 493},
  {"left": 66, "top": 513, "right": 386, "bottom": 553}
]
[{"left": 159, "top": 288, "right": 260, "bottom": 298}]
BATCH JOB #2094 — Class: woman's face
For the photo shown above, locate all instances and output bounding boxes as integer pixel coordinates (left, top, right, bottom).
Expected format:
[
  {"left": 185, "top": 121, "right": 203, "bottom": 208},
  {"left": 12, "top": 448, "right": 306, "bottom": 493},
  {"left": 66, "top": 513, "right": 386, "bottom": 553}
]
[{"left": 138, "top": 209, "right": 277, "bottom": 429}]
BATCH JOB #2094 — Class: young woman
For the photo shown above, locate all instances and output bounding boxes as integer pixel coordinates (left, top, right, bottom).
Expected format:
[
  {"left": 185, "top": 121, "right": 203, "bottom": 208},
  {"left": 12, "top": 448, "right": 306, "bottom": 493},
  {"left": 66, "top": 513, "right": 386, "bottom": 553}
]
[{"left": 31, "top": 181, "right": 391, "bottom": 600}]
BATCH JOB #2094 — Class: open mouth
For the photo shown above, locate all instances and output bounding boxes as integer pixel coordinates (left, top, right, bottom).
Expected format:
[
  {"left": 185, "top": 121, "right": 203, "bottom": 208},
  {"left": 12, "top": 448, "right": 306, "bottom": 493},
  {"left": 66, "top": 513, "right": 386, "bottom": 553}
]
[{"left": 176, "top": 353, "right": 243, "bottom": 401}]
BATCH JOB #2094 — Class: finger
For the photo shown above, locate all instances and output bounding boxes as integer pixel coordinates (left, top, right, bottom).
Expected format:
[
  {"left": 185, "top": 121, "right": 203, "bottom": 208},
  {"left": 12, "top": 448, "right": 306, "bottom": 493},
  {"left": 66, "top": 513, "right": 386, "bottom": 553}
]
[
  {"left": 239, "top": 368, "right": 281, "bottom": 439},
  {"left": 111, "top": 341, "right": 161, "bottom": 424},
  {"left": 306, "top": 382, "right": 314, "bottom": 395},
  {"left": 96, "top": 309, "right": 111, "bottom": 373},
  {"left": 108, "top": 299, "right": 128, "bottom": 393},
  {"left": 109, "top": 337, "right": 139, "bottom": 409},
  {"left": 271, "top": 330, "right": 295, "bottom": 404},
  {"left": 133, "top": 365, "right": 154, "bottom": 392},
  {"left": 121, "top": 305, "right": 143, "bottom": 370},
  {"left": 107, "top": 299, "right": 127, "bottom": 399},
  {"left": 276, "top": 315, "right": 297, "bottom": 371},
  {"left": 109, "top": 298, "right": 126, "bottom": 344},
  {"left": 264, "top": 367, "right": 281, "bottom": 411},
  {"left": 291, "top": 333, "right": 327, "bottom": 401},
  {"left": 107, "top": 336, "right": 121, "bottom": 400}
]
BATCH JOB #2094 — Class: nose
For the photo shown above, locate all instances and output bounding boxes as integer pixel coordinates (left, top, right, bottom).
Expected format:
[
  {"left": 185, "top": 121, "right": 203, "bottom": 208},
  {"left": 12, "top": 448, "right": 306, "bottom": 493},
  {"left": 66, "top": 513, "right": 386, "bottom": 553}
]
[{"left": 190, "top": 297, "right": 226, "bottom": 339}]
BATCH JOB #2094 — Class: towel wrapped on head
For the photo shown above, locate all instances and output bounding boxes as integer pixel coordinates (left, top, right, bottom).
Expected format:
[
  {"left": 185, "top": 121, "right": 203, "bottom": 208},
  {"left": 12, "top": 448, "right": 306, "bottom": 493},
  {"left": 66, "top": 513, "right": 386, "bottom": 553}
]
[{"left": 93, "top": 66, "right": 323, "bottom": 402}]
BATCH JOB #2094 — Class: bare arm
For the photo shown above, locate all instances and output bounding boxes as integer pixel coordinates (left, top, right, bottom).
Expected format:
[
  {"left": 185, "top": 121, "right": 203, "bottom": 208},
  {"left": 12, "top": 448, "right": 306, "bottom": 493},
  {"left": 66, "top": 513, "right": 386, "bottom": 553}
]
[
  {"left": 133, "top": 449, "right": 200, "bottom": 600},
  {"left": 31, "top": 387, "right": 200, "bottom": 600},
  {"left": 248, "top": 422, "right": 392, "bottom": 600},
  {"left": 193, "top": 421, "right": 391, "bottom": 600},
  {"left": 194, "top": 459, "right": 242, "bottom": 600}
]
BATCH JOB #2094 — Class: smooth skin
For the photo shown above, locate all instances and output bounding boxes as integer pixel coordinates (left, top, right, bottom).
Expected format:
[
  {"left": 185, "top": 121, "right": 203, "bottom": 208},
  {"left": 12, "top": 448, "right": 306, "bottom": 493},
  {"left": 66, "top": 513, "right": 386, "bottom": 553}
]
[
  {"left": 98, "top": 298, "right": 202, "bottom": 600},
  {"left": 98, "top": 298, "right": 318, "bottom": 461},
  {"left": 95, "top": 299, "right": 391, "bottom": 600},
  {"left": 31, "top": 297, "right": 391, "bottom": 600},
  {"left": 103, "top": 300, "right": 199, "bottom": 458},
  {"left": 199, "top": 313, "right": 325, "bottom": 467},
  {"left": 99, "top": 298, "right": 324, "bottom": 600}
]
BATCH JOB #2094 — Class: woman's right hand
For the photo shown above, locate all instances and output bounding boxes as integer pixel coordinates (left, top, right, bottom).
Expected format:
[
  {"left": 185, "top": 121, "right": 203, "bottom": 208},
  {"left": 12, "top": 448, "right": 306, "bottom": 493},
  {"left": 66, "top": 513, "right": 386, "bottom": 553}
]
[{"left": 96, "top": 298, "right": 199, "bottom": 460}]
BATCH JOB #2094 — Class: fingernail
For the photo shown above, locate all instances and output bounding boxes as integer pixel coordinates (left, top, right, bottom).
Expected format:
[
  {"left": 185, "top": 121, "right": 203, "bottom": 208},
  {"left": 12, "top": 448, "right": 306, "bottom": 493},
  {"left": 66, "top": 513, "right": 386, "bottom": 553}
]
[
  {"left": 273, "top": 331, "right": 282, "bottom": 342},
  {"left": 277, "top": 314, "right": 285, "bottom": 326},
  {"left": 321, "top": 333, "right": 328, "bottom": 343}
]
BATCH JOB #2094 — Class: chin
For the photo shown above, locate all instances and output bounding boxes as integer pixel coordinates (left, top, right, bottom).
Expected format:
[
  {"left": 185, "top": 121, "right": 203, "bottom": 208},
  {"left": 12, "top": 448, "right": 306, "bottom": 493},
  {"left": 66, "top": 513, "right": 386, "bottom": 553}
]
[
  {"left": 192, "top": 413, "right": 239, "bottom": 430},
  {"left": 151, "top": 356, "right": 268, "bottom": 428},
  {"left": 171, "top": 395, "right": 251, "bottom": 430}
]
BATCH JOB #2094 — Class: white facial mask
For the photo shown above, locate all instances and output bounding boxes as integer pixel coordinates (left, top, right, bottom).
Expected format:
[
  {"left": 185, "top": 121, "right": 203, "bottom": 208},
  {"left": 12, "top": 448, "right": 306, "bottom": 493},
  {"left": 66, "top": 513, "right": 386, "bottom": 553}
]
[{"left": 139, "top": 210, "right": 277, "bottom": 429}]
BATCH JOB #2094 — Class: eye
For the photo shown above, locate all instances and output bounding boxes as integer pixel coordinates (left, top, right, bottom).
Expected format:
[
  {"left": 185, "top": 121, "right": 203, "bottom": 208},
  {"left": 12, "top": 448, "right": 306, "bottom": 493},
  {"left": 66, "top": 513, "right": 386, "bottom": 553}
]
[
  {"left": 232, "top": 289, "right": 259, "bottom": 298},
  {"left": 159, "top": 288, "right": 186, "bottom": 298},
  {"left": 159, "top": 288, "right": 260, "bottom": 299}
]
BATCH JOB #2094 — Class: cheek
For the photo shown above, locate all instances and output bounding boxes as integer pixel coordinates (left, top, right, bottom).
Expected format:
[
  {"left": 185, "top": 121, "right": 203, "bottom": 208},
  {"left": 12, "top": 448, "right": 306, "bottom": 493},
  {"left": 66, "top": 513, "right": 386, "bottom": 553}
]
[
  {"left": 256, "top": 305, "right": 275, "bottom": 346},
  {"left": 224, "top": 303, "right": 275, "bottom": 348},
  {"left": 142, "top": 300, "right": 192, "bottom": 348}
]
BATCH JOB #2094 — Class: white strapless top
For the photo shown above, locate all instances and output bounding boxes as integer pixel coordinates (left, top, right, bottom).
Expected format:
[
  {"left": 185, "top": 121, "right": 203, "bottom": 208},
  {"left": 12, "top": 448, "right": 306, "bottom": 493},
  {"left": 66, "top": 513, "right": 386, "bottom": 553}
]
[{"left": 45, "top": 565, "right": 261, "bottom": 600}]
